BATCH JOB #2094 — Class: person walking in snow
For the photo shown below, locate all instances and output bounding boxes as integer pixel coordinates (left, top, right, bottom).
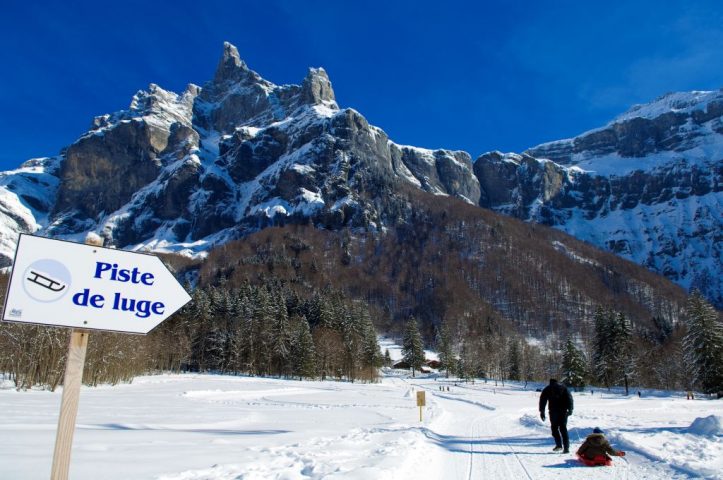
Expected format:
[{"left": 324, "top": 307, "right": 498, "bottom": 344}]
[
  {"left": 576, "top": 427, "right": 625, "bottom": 466},
  {"left": 539, "top": 378, "right": 574, "bottom": 453}
]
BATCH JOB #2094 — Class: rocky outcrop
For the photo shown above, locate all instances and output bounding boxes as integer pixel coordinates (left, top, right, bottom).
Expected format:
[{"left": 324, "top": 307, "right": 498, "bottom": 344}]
[
  {"left": 55, "top": 121, "right": 166, "bottom": 218},
  {"left": 392, "top": 145, "right": 480, "bottom": 203}
]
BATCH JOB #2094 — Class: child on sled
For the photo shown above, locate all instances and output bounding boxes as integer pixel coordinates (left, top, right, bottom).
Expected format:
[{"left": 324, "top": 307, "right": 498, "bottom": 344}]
[{"left": 576, "top": 427, "right": 626, "bottom": 466}]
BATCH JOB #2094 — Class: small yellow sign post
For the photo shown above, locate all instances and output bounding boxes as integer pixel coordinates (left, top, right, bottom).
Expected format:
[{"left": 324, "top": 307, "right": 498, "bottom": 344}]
[{"left": 416, "top": 391, "right": 426, "bottom": 421}]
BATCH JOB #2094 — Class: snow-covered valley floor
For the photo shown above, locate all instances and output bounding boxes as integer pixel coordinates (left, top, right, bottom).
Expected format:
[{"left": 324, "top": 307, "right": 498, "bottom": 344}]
[{"left": 1, "top": 371, "right": 721, "bottom": 479}]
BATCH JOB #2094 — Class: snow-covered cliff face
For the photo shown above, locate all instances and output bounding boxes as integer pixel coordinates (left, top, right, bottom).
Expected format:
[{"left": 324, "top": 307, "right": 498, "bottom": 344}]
[
  {"left": 475, "top": 90, "right": 723, "bottom": 307},
  {"left": 0, "top": 42, "right": 478, "bottom": 260}
]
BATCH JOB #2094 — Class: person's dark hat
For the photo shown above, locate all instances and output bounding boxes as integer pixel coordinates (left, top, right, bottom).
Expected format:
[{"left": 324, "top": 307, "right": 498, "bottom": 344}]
[
  {"left": 549, "top": 378, "right": 558, "bottom": 383},
  {"left": 592, "top": 427, "right": 604, "bottom": 434}
]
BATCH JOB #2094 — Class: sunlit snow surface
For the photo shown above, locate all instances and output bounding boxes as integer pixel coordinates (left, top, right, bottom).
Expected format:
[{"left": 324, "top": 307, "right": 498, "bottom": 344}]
[{"left": 1, "top": 369, "right": 721, "bottom": 479}]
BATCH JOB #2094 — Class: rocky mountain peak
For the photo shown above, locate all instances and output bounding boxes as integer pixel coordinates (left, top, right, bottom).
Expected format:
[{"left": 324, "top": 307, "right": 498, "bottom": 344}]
[
  {"left": 301, "top": 67, "right": 337, "bottom": 108},
  {"left": 194, "top": 44, "right": 340, "bottom": 134},
  {"left": 213, "top": 41, "right": 256, "bottom": 84}
]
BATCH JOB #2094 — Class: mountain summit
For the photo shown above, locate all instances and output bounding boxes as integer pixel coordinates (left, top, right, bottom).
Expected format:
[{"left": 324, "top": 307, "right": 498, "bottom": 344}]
[{"left": 0, "top": 42, "right": 478, "bottom": 259}]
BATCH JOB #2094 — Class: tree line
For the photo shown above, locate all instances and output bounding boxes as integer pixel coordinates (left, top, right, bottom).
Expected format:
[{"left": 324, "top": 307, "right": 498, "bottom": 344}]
[
  {"left": 558, "top": 292, "right": 723, "bottom": 395},
  {"left": 1, "top": 248, "right": 719, "bottom": 396},
  {"left": 0, "top": 274, "right": 383, "bottom": 390},
  {"left": 161, "top": 279, "right": 383, "bottom": 382},
  {"left": 396, "top": 291, "right": 722, "bottom": 396}
]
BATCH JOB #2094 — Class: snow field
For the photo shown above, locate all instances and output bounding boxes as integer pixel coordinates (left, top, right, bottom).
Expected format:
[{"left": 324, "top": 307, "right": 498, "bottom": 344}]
[{"left": 0, "top": 372, "right": 721, "bottom": 479}]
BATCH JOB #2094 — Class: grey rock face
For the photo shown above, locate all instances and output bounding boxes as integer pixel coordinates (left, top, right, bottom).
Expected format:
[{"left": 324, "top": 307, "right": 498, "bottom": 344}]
[
  {"left": 393, "top": 145, "right": 480, "bottom": 202},
  {"left": 55, "top": 121, "right": 165, "bottom": 219},
  {"left": 50, "top": 82, "right": 199, "bottom": 238}
]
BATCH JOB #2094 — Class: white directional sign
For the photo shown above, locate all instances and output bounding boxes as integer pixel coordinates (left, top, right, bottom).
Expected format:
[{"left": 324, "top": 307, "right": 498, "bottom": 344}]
[{"left": 2, "top": 234, "right": 191, "bottom": 334}]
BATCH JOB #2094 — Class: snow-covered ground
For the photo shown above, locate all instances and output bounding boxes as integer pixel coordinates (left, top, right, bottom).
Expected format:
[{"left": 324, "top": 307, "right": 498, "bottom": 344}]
[
  {"left": 379, "top": 337, "right": 440, "bottom": 362},
  {"left": 2, "top": 369, "right": 721, "bottom": 480}
]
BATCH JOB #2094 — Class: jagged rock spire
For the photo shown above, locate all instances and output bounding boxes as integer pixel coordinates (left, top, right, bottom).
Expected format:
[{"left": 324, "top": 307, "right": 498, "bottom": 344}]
[
  {"left": 213, "top": 41, "right": 260, "bottom": 85},
  {"left": 302, "top": 67, "right": 337, "bottom": 106}
]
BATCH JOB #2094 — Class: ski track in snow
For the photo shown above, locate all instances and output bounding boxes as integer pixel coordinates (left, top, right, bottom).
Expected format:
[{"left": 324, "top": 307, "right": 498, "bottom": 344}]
[{"left": 0, "top": 371, "right": 721, "bottom": 479}]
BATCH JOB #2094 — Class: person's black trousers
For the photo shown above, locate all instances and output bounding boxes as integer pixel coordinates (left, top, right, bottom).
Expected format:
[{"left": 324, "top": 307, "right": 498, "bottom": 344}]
[{"left": 549, "top": 411, "right": 569, "bottom": 449}]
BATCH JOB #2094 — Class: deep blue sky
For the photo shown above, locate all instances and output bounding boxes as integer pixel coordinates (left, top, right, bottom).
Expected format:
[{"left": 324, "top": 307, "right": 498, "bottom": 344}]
[{"left": 1, "top": 0, "right": 721, "bottom": 170}]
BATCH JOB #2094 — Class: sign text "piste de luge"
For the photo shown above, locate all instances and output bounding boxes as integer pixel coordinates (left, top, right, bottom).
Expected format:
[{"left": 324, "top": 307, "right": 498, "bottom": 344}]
[{"left": 73, "top": 262, "right": 165, "bottom": 318}]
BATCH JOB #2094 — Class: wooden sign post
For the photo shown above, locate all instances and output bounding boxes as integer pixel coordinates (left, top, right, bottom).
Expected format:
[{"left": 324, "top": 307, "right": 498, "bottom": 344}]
[
  {"left": 51, "top": 329, "right": 89, "bottom": 480},
  {"left": 50, "top": 234, "right": 100, "bottom": 480},
  {"left": 2, "top": 233, "right": 191, "bottom": 480},
  {"left": 416, "top": 390, "right": 426, "bottom": 422}
]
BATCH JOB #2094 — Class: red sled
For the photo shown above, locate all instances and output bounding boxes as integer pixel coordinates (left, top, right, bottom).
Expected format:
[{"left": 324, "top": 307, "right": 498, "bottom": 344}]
[{"left": 577, "top": 454, "right": 612, "bottom": 466}]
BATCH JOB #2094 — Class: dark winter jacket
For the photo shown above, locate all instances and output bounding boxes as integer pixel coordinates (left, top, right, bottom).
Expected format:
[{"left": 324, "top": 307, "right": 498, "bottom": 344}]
[
  {"left": 576, "top": 433, "right": 621, "bottom": 460},
  {"left": 538, "top": 379, "right": 574, "bottom": 415}
]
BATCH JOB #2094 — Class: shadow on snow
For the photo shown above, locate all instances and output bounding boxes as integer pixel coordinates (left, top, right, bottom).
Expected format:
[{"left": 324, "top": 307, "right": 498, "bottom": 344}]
[{"left": 85, "top": 423, "right": 290, "bottom": 436}]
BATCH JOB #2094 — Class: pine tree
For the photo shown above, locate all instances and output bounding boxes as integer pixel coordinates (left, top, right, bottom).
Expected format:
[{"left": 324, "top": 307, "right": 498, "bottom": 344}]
[
  {"left": 238, "top": 285, "right": 256, "bottom": 374},
  {"left": 311, "top": 295, "right": 338, "bottom": 381},
  {"left": 592, "top": 306, "right": 614, "bottom": 388},
  {"left": 340, "top": 303, "right": 362, "bottom": 382},
  {"left": 436, "top": 321, "right": 454, "bottom": 378},
  {"left": 402, "top": 317, "right": 425, "bottom": 377},
  {"left": 253, "top": 287, "right": 274, "bottom": 376},
  {"left": 292, "top": 316, "right": 316, "bottom": 379},
  {"left": 507, "top": 340, "right": 521, "bottom": 381},
  {"left": 271, "top": 294, "right": 292, "bottom": 377},
  {"left": 455, "top": 355, "right": 466, "bottom": 380},
  {"left": 210, "top": 284, "right": 237, "bottom": 372},
  {"left": 592, "top": 307, "right": 637, "bottom": 392},
  {"left": 360, "top": 313, "right": 382, "bottom": 382},
  {"left": 561, "top": 337, "right": 587, "bottom": 389},
  {"left": 234, "top": 284, "right": 255, "bottom": 372},
  {"left": 383, "top": 349, "right": 393, "bottom": 368},
  {"left": 613, "top": 312, "right": 634, "bottom": 394},
  {"left": 320, "top": 291, "right": 338, "bottom": 330},
  {"left": 189, "top": 287, "right": 213, "bottom": 372},
  {"left": 683, "top": 292, "right": 723, "bottom": 394}
]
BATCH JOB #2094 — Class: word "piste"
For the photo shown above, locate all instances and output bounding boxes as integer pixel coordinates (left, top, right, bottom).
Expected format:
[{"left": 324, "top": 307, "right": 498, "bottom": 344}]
[{"left": 94, "top": 262, "right": 155, "bottom": 285}]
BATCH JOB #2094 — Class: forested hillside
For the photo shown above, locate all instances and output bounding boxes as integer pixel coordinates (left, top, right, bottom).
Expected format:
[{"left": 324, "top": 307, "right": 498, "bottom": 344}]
[{"left": 2, "top": 187, "right": 718, "bottom": 394}]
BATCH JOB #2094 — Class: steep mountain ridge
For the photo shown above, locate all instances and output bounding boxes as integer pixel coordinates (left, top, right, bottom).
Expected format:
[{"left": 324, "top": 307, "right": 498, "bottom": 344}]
[
  {"left": 0, "top": 43, "right": 718, "bottom": 307},
  {"left": 0, "top": 42, "right": 479, "bottom": 261},
  {"left": 476, "top": 89, "right": 722, "bottom": 306}
]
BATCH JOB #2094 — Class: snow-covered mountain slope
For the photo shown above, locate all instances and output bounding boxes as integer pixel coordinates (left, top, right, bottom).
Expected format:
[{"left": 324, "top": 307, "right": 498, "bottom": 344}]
[
  {"left": 475, "top": 89, "right": 722, "bottom": 307},
  {"left": 0, "top": 157, "right": 60, "bottom": 262},
  {"left": 0, "top": 42, "right": 478, "bottom": 261}
]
